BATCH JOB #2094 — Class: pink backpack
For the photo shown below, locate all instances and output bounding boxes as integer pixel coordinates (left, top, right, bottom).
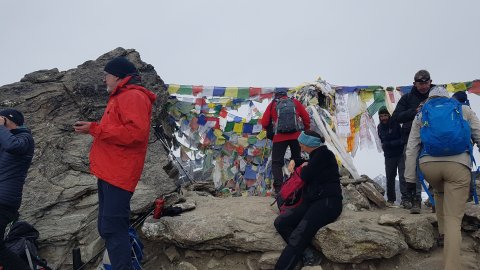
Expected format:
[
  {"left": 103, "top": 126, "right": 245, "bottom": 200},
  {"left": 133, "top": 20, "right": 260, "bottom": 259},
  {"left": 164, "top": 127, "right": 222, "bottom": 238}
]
[{"left": 278, "top": 167, "right": 304, "bottom": 213}]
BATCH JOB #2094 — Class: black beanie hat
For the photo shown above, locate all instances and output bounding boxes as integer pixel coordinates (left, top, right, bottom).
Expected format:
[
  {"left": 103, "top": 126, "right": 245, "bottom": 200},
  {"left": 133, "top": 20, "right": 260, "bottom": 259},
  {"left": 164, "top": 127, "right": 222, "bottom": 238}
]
[
  {"left": 104, "top": 57, "right": 138, "bottom": 79},
  {"left": 378, "top": 106, "right": 390, "bottom": 115},
  {"left": 0, "top": 109, "right": 24, "bottom": 126}
]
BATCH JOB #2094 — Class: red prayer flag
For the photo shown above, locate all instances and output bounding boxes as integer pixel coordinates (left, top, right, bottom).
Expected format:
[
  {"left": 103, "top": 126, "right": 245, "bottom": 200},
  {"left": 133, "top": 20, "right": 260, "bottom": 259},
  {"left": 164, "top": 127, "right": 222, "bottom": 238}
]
[{"left": 468, "top": 80, "right": 480, "bottom": 94}]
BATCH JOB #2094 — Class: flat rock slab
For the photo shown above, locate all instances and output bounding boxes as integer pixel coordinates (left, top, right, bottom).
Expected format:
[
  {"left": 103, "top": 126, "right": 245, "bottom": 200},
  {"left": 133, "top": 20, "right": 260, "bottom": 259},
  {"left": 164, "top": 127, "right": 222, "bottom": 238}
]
[{"left": 142, "top": 194, "right": 285, "bottom": 252}]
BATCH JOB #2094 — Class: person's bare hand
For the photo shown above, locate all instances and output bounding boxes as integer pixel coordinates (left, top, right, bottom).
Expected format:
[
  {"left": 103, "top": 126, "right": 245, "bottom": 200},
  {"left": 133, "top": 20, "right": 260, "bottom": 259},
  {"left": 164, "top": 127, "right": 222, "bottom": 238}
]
[
  {"left": 288, "top": 160, "right": 295, "bottom": 173},
  {"left": 73, "top": 121, "right": 91, "bottom": 134}
]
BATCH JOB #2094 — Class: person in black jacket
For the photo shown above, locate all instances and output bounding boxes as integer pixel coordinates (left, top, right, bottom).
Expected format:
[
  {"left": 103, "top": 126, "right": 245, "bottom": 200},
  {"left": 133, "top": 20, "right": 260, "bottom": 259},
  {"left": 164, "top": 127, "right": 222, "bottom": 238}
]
[
  {"left": 392, "top": 69, "right": 434, "bottom": 213},
  {"left": 274, "top": 131, "right": 342, "bottom": 270},
  {"left": 377, "top": 107, "right": 403, "bottom": 205},
  {"left": 0, "top": 109, "right": 34, "bottom": 270}
]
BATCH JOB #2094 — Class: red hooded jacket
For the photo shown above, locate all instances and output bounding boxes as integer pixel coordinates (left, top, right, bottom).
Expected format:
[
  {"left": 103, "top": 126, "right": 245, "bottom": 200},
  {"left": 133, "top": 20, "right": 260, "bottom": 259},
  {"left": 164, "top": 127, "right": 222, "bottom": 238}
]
[
  {"left": 261, "top": 96, "right": 310, "bottom": 143},
  {"left": 89, "top": 76, "right": 157, "bottom": 192}
]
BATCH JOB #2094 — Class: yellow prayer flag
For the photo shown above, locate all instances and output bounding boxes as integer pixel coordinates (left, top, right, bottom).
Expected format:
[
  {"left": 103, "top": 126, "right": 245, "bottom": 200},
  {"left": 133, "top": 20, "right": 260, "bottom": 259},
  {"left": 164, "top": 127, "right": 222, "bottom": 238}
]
[
  {"left": 233, "top": 123, "right": 243, "bottom": 134},
  {"left": 359, "top": 91, "right": 373, "bottom": 102},
  {"left": 213, "top": 129, "right": 223, "bottom": 137},
  {"left": 257, "top": 130, "right": 266, "bottom": 140},
  {"left": 208, "top": 103, "right": 216, "bottom": 108},
  {"left": 225, "top": 87, "right": 238, "bottom": 98},
  {"left": 446, "top": 84, "right": 455, "bottom": 93},
  {"left": 453, "top": 82, "right": 467, "bottom": 92},
  {"left": 168, "top": 84, "right": 180, "bottom": 94},
  {"left": 216, "top": 136, "right": 226, "bottom": 145}
]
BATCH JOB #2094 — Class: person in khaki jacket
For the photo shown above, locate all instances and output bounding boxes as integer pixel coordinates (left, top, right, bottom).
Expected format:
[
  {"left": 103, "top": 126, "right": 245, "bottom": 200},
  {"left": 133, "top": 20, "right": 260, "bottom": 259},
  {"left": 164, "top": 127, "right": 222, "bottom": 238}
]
[{"left": 405, "top": 86, "right": 480, "bottom": 270}]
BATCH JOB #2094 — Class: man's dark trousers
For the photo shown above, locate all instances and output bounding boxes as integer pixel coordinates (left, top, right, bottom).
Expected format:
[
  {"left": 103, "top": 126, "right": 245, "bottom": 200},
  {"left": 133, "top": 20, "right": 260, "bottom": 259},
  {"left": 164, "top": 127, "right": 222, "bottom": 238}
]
[
  {"left": 385, "top": 155, "right": 402, "bottom": 202},
  {"left": 0, "top": 205, "right": 30, "bottom": 270},
  {"left": 98, "top": 179, "right": 133, "bottom": 270}
]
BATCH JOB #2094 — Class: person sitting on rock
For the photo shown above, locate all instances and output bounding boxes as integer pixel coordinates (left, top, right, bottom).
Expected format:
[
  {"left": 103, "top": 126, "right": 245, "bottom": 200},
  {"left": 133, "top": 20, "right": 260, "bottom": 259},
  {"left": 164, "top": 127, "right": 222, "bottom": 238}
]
[
  {"left": 0, "top": 109, "right": 35, "bottom": 270},
  {"left": 274, "top": 130, "right": 343, "bottom": 270}
]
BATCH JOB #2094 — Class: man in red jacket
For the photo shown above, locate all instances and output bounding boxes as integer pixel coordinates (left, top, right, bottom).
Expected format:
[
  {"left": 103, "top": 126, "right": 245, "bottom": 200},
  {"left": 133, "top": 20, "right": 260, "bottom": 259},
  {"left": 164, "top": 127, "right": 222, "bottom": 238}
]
[
  {"left": 74, "top": 57, "right": 156, "bottom": 270},
  {"left": 261, "top": 88, "right": 310, "bottom": 194}
]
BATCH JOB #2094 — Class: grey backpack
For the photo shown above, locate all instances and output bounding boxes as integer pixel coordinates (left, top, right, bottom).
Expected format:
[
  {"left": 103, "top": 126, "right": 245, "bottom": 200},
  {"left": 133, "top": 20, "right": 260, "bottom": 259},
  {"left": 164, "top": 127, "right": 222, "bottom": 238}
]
[{"left": 275, "top": 98, "right": 303, "bottom": 134}]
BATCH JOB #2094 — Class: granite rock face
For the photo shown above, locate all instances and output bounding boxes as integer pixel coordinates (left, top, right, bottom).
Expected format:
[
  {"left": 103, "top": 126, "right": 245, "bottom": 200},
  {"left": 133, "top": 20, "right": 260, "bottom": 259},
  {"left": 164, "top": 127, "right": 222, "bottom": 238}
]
[{"left": 0, "top": 47, "right": 176, "bottom": 269}]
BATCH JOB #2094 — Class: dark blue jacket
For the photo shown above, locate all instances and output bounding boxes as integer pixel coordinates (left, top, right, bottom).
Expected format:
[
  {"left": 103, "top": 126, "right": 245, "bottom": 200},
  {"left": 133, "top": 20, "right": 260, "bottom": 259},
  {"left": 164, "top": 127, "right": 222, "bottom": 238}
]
[
  {"left": 377, "top": 119, "right": 403, "bottom": 158},
  {"left": 0, "top": 126, "right": 34, "bottom": 210}
]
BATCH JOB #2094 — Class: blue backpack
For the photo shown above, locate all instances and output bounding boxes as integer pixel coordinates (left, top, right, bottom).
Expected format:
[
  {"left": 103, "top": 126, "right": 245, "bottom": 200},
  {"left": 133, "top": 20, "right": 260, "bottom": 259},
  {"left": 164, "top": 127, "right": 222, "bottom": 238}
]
[
  {"left": 418, "top": 97, "right": 478, "bottom": 206},
  {"left": 419, "top": 97, "right": 472, "bottom": 157},
  {"left": 102, "top": 227, "right": 144, "bottom": 270}
]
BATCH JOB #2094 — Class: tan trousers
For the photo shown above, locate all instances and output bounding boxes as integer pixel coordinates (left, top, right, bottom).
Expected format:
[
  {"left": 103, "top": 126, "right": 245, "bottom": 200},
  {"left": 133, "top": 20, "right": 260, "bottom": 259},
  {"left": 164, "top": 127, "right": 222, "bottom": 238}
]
[{"left": 420, "top": 162, "right": 470, "bottom": 270}]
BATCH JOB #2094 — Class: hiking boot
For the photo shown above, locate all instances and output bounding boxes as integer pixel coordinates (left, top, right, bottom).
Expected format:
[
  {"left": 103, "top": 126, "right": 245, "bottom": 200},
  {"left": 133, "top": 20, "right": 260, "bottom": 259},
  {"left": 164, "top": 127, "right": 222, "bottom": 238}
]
[
  {"left": 386, "top": 201, "right": 397, "bottom": 208},
  {"left": 302, "top": 247, "right": 322, "bottom": 266},
  {"left": 410, "top": 198, "right": 421, "bottom": 214},
  {"left": 401, "top": 199, "right": 412, "bottom": 209}
]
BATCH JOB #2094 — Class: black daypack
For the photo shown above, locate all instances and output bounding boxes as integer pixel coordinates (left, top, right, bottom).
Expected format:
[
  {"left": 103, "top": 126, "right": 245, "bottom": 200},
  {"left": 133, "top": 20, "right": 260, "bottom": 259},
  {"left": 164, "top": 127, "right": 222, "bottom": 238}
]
[
  {"left": 275, "top": 98, "right": 303, "bottom": 134},
  {"left": 4, "top": 221, "right": 51, "bottom": 270}
]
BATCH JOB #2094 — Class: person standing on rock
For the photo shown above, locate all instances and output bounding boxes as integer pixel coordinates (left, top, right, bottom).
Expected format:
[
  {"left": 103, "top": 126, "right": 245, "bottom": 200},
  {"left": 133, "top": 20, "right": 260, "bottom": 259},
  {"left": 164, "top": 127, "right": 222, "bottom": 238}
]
[
  {"left": 74, "top": 57, "right": 156, "bottom": 270},
  {"left": 261, "top": 88, "right": 310, "bottom": 195},
  {"left": 377, "top": 106, "right": 403, "bottom": 206},
  {"left": 274, "top": 130, "right": 342, "bottom": 270},
  {"left": 0, "top": 109, "right": 35, "bottom": 270},
  {"left": 405, "top": 86, "right": 480, "bottom": 270},
  {"left": 392, "top": 69, "right": 434, "bottom": 213}
]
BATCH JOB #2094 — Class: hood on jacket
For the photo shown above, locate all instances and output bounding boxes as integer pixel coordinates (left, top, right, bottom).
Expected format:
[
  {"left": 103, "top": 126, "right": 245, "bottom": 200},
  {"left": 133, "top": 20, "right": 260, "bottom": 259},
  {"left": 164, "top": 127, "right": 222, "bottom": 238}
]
[{"left": 110, "top": 76, "right": 157, "bottom": 104}]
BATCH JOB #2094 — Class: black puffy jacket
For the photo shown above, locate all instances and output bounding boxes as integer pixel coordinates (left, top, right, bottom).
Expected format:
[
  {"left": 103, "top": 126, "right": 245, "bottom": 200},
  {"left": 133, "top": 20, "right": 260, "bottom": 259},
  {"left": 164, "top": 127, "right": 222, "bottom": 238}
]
[
  {"left": 377, "top": 119, "right": 403, "bottom": 158},
  {"left": 296, "top": 145, "right": 342, "bottom": 202},
  {"left": 0, "top": 126, "right": 34, "bottom": 210},
  {"left": 391, "top": 86, "right": 432, "bottom": 144}
]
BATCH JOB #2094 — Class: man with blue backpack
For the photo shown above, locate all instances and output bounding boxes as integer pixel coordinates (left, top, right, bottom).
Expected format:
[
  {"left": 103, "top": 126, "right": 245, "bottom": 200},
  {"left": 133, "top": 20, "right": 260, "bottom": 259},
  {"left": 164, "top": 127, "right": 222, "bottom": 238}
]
[
  {"left": 392, "top": 69, "right": 434, "bottom": 213},
  {"left": 405, "top": 86, "right": 480, "bottom": 270}
]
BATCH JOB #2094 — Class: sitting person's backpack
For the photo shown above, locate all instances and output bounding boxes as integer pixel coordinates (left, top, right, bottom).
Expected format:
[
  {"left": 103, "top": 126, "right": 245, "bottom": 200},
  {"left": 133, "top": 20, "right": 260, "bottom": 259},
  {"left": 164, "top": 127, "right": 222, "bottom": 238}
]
[
  {"left": 275, "top": 98, "right": 304, "bottom": 134},
  {"left": 3, "top": 221, "right": 52, "bottom": 270},
  {"left": 277, "top": 167, "right": 305, "bottom": 214},
  {"left": 102, "top": 227, "right": 144, "bottom": 270}
]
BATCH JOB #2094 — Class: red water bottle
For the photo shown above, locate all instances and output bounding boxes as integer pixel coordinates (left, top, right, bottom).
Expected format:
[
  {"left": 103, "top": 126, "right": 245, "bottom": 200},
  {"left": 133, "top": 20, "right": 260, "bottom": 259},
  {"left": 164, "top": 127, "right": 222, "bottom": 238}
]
[{"left": 153, "top": 198, "right": 165, "bottom": 219}]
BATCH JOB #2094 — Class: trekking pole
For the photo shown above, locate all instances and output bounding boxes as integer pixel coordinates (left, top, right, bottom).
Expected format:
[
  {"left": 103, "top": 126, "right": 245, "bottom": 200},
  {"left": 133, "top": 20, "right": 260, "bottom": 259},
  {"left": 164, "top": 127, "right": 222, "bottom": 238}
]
[
  {"left": 72, "top": 247, "right": 83, "bottom": 270},
  {"left": 152, "top": 124, "right": 194, "bottom": 184},
  {"left": 473, "top": 167, "right": 479, "bottom": 205}
]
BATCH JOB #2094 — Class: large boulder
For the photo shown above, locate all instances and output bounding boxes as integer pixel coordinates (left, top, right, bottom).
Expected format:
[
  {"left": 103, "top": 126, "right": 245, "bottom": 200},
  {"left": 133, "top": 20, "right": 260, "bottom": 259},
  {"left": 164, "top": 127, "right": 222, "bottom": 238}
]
[
  {"left": 142, "top": 193, "right": 284, "bottom": 252},
  {"left": 399, "top": 216, "right": 435, "bottom": 251},
  {"left": 314, "top": 219, "right": 408, "bottom": 263},
  {"left": 0, "top": 48, "right": 177, "bottom": 269}
]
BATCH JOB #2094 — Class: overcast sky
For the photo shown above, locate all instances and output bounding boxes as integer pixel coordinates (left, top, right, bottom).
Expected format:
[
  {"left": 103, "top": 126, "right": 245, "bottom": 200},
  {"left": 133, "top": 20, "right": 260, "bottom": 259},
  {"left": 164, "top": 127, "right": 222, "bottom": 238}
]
[{"left": 1, "top": 0, "right": 479, "bottom": 177}]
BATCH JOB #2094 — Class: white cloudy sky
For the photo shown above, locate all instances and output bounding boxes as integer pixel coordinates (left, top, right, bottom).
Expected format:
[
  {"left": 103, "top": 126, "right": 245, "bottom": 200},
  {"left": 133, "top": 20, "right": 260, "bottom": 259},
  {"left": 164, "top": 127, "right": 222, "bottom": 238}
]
[{"left": 1, "top": 0, "right": 479, "bottom": 177}]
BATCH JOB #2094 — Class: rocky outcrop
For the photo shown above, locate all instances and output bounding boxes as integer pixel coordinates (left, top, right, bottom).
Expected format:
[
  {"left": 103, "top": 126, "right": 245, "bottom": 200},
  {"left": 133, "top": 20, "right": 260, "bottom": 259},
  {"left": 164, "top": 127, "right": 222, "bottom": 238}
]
[
  {"left": 0, "top": 48, "right": 176, "bottom": 269},
  {"left": 142, "top": 190, "right": 480, "bottom": 269}
]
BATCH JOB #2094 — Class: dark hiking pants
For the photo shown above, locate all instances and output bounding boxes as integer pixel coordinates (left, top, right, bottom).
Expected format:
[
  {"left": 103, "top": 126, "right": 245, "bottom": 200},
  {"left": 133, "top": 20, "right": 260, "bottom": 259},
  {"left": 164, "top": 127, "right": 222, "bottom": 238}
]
[
  {"left": 385, "top": 155, "right": 402, "bottom": 202},
  {"left": 272, "top": 140, "right": 301, "bottom": 192},
  {"left": 273, "top": 197, "right": 342, "bottom": 270},
  {"left": 98, "top": 179, "right": 133, "bottom": 270}
]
